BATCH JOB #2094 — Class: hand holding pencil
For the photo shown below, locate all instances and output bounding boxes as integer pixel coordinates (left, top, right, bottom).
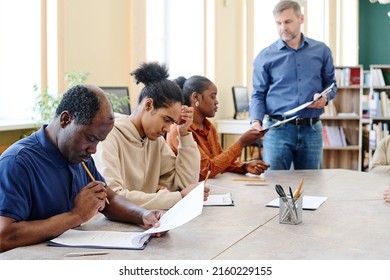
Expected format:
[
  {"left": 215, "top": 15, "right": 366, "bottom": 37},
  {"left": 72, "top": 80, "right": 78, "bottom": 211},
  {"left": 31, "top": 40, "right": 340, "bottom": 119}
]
[{"left": 82, "top": 162, "right": 110, "bottom": 205}]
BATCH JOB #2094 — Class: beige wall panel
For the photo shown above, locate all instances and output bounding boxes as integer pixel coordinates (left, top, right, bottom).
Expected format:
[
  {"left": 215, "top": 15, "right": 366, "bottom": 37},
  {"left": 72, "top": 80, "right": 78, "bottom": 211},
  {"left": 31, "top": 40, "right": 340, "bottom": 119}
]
[
  {"left": 214, "top": 0, "right": 244, "bottom": 120},
  {"left": 61, "top": 0, "right": 131, "bottom": 92}
]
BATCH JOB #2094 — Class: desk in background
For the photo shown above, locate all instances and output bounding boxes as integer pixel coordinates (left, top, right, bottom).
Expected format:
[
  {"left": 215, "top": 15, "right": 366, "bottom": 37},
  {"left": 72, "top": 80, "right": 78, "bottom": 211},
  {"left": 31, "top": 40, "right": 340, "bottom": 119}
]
[
  {"left": 216, "top": 119, "right": 261, "bottom": 160},
  {"left": 1, "top": 169, "right": 390, "bottom": 260}
]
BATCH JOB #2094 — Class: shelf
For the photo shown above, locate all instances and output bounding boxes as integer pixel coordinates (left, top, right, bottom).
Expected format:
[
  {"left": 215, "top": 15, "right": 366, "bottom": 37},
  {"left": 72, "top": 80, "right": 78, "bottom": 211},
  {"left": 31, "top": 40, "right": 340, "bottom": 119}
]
[
  {"left": 364, "top": 65, "right": 390, "bottom": 171},
  {"left": 323, "top": 145, "right": 360, "bottom": 150},
  {"left": 321, "top": 116, "right": 360, "bottom": 121},
  {"left": 322, "top": 65, "right": 363, "bottom": 171},
  {"left": 371, "top": 117, "right": 390, "bottom": 121}
]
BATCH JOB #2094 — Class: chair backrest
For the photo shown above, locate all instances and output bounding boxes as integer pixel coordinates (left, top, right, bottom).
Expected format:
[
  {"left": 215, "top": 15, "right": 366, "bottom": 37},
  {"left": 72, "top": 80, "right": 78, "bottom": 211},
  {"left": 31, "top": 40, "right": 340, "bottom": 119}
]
[
  {"left": 100, "top": 86, "right": 131, "bottom": 115},
  {"left": 232, "top": 86, "right": 249, "bottom": 119}
]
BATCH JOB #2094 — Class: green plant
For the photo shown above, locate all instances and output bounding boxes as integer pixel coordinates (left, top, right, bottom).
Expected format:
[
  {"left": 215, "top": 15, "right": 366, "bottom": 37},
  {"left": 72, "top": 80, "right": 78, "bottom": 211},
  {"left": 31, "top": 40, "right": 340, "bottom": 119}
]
[{"left": 34, "top": 72, "right": 130, "bottom": 123}]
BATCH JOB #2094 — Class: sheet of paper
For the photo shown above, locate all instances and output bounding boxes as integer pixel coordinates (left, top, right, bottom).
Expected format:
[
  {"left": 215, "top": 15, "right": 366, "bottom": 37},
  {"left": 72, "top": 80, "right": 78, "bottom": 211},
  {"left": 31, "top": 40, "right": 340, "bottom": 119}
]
[
  {"left": 283, "top": 83, "right": 335, "bottom": 116},
  {"left": 261, "top": 115, "right": 298, "bottom": 131},
  {"left": 266, "top": 195, "right": 328, "bottom": 210},
  {"left": 203, "top": 193, "right": 234, "bottom": 206},
  {"left": 283, "top": 101, "right": 314, "bottom": 116},
  {"left": 142, "top": 180, "right": 205, "bottom": 234}
]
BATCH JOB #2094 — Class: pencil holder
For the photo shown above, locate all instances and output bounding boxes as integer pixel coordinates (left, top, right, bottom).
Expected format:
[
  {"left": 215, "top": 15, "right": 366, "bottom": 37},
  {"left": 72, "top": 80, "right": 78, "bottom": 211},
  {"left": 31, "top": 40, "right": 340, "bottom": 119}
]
[{"left": 279, "top": 195, "right": 302, "bottom": 225}]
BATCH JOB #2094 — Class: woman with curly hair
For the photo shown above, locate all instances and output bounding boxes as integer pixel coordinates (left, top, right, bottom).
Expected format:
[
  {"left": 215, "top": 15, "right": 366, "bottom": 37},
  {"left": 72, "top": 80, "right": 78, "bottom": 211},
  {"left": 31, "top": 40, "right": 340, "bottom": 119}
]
[{"left": 93, "top": 62, "right": 207, "bottom": 210}]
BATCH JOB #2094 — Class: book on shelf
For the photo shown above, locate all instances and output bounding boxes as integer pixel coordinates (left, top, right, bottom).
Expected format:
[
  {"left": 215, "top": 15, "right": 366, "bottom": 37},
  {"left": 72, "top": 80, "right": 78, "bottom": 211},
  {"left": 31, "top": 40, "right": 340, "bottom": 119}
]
[
  {"left": 370, "top": 91, "right": 382, "bottom": 118},
  {"left": 350, "top": 67, "right": 361, "bottom": 85},
  {"left": 372, "top": 68, "right": 386, "bottom": 87},
  {"left": 363, "top": 70, "right": 370, "bottom": 87},
  {"left": 334, "top": 67, "right": 361, "bottom": 87},
  {"left": 339, "top": 127, "right": 347, "bottom": 146},
  {"left": 369, "top": 91, "right": 390, "bottom": 118},
  {"left": 369, "top": 127, "right": 377, "bottom": 150},
  {"left": 380, "top": 91, "right": 390, "bottom": 118},
  {"left": 322, "top": 125, "right": 347, "bottom": 147},
  {"left": 370, "top": 122, "right": 390, "bottom": 150}
]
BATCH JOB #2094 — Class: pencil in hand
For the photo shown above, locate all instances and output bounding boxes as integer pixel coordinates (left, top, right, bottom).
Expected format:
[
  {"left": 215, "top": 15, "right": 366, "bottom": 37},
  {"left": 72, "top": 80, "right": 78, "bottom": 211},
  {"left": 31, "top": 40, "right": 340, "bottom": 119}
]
[
  {"left": 81, "top": 162, "right": 110, "bottom": 205},
  {"left": 204, "top": 170, "right": 211, "bottom": 185}
]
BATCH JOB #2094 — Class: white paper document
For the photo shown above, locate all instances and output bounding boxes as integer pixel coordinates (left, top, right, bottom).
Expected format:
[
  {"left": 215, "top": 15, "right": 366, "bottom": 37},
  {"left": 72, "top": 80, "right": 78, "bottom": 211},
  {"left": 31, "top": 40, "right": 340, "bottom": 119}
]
[
  {"left": 283, "top": 83, "right": 335, "bottom": 116},
  {"left": 48, "top": 181, "right": 205, "bottom": 250},
  {"left": 261, "top": 115, "right": 298, "bottom": 132},
  {"left": 48, "top": 229, "right": 150, "bottom": 250},
  {"left": 203, "top": 193, "right": 234, "bottom": 206},
  {"left": 266, "top": 195, "right": 328, "bottom": 210}
]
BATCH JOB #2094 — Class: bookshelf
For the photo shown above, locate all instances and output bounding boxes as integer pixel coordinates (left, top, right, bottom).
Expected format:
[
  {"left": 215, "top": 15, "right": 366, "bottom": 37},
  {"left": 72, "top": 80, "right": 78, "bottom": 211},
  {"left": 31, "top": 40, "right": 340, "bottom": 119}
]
[
  {"left": 321, "top": 66, "right": 362, "bottom": 170},
  {"left": 366, "top": 65, "right": 390, "bottom": 169}
]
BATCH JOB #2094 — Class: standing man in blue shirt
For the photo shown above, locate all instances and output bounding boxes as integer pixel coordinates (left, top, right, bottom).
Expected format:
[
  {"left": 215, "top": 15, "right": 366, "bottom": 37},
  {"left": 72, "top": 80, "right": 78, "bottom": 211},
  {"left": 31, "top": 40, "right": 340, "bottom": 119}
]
[
  {"left": 0, "top": 84, "right": 164, "bottom": 253},
  {"left": 250, "top": 0, "right": 337, "bottom": 170}
]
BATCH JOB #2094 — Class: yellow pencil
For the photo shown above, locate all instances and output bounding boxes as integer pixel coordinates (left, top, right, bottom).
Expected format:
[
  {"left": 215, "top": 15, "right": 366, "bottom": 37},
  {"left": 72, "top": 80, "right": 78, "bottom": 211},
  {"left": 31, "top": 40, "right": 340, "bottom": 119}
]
[
  {"left": 293, "top": 178, "right": 304, "bottom": 199},
  {"left": 82, "top": 162, "right": 110, "bottom": 205},
  {"left": 232, "top": 178, "right": 266, "bottom": 182},
  {"left": 204, "top": 170, "right": 211, "bottom": 185}
]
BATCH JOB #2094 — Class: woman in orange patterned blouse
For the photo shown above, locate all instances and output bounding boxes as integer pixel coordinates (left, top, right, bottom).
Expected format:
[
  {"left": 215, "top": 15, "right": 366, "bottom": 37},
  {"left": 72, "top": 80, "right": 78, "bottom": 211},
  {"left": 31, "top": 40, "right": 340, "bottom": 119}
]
[{"left": 166, "top": 75, "right": 269, "bottom": 180}]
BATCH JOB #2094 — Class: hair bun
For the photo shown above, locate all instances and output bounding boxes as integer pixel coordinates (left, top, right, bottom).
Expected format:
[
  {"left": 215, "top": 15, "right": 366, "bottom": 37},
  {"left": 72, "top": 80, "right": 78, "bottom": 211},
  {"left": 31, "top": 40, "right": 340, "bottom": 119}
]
[
  {"left": 174, "top": 76, "right": 186, "bottom": 90},
  {"left": 130, "top": 62, "right": 169, "bottom": 85}
]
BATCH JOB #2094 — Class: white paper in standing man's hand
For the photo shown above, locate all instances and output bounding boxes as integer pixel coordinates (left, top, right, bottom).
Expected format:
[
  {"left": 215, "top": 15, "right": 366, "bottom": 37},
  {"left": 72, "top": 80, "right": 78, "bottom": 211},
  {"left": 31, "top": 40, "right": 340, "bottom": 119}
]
[{"left": 283, "top": 83, "right": 335, "bottom": 116}]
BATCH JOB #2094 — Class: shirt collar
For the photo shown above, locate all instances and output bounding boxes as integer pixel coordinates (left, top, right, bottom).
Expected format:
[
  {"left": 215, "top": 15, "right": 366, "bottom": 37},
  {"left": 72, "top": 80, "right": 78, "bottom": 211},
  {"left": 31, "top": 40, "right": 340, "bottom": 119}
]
[
  {"left": 191, "top": 118, "right": 212, "bottom": 132},
  {"left": 277, "top": 33, "right": 308, "bottom": 50},
  {"left": 36, "top": 125, "right": 69, "bottom": 167}
]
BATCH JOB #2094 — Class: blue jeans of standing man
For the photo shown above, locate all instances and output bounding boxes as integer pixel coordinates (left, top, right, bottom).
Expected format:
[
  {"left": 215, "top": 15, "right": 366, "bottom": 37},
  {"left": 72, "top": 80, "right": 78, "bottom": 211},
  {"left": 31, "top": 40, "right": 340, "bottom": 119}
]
[{"left": 262, "top": 118, "right": 323, "bottom": 170}]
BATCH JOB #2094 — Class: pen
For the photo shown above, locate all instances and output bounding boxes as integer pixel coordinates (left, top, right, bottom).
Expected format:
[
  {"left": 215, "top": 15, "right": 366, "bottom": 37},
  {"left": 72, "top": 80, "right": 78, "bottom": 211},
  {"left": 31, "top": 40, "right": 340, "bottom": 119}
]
[
  {"left": 65, "top": 251, "right": 109, "bottom": 257},
  {"left": 289, "top": 186, "right": 298, "bottom": 216},
  {"left": 82, "top": 162, "right": 110, "bottom": 205}
]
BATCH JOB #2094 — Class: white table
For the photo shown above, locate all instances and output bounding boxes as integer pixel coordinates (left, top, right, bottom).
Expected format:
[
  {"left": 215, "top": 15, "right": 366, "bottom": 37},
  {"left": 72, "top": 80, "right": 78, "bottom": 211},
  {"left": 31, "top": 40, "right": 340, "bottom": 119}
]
[{"left": 1, "top": 169, "right": 389, "bottom": 260}]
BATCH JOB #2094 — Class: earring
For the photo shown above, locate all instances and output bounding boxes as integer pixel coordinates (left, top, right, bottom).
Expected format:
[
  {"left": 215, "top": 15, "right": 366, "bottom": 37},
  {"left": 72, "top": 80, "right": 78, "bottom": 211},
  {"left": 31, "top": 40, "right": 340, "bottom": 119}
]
[{"left": 195, "top": 101, "right": 199, "bottom": 107}]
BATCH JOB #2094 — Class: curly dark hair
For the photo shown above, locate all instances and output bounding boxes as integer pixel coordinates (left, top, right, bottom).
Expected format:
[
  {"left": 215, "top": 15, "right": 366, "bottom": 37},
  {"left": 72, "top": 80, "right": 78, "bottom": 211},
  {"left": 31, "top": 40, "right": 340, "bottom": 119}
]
[
  {"left": 174, "top": 75, "right": 213, "bottom": 106},
  {"left": 131, "top": 62, "right": 183, "bottom": 109},
  {"left": 55, "top": 85, "right": 100, "bottom": 125}
]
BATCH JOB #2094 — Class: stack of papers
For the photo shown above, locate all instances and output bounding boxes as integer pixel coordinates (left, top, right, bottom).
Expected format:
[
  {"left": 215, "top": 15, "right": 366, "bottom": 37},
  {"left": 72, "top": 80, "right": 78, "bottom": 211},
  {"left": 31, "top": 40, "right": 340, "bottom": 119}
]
[{"left": 203, "top": 193, "right": 234, "bottom": 206}]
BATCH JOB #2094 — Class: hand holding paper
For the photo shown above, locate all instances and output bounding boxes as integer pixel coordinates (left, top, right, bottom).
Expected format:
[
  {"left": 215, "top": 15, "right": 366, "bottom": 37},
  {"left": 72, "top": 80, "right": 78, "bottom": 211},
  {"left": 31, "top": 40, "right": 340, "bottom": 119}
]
[
  {"left": 283, "top": 83, "right": 334, "bottom": 116},
  {"left": 260, "top": 115, "right": 298, "bottom": 132},
  {"left": 48, "top": 181, "right": 206, "bottom": 250}
]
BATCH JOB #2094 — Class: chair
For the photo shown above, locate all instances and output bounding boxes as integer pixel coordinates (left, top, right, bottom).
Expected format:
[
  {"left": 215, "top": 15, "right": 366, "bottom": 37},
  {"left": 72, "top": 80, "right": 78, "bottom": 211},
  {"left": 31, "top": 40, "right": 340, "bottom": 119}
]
[{"left": 100, "top": 86, "right": 131, "bottom": 115}]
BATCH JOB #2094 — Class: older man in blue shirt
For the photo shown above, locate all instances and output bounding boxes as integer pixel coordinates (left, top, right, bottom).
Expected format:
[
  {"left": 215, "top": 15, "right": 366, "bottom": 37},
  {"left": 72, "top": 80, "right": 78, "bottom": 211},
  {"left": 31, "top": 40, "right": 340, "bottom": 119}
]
[
  {"left": 250, "top": 0, "right": 337, "bottom": 170},
  {"left": 0, "top": 85, "right": 164, "bottom": 252}
]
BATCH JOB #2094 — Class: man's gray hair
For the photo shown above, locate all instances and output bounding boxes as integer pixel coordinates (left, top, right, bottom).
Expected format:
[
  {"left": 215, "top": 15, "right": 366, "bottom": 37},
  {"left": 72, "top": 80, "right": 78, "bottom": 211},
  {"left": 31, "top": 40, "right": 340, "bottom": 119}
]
[{"left": 273, "top": 1, "right": 302, "bottom": 17}]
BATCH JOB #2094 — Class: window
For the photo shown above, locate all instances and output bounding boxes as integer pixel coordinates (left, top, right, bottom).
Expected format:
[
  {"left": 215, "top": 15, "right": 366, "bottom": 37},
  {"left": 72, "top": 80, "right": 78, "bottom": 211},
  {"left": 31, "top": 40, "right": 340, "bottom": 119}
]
[
  {"left": 146, "top": 0, "right": 206, "bottom": 79},
  {"left": 0, "top": 0, "right": 41, "bottom": 120},
  {"left": 0, "top": 0, "right": 58, "bottom": 121}
]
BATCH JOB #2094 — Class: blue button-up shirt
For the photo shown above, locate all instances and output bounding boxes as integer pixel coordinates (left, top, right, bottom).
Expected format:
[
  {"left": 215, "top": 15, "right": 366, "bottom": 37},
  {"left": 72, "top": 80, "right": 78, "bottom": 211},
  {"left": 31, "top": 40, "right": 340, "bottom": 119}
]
[{"left": 250, "top": 34, "right": 337, "bottom": 121}]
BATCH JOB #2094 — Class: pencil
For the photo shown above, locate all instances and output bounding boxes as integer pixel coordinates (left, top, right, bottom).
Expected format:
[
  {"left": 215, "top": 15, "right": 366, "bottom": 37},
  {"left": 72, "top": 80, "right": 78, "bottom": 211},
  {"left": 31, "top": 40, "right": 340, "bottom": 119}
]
[
  {"left": 232, "top": 178, "right": 266, "bottom": 182},
  {"left": 293, "top": 178, "right": 304, "bottom": 199},
  {"left": 82, "top": 162, "right": 110, "bottom": 205},
  {"left": 204, "top": 170, "right": 211, "bottom": 185}
]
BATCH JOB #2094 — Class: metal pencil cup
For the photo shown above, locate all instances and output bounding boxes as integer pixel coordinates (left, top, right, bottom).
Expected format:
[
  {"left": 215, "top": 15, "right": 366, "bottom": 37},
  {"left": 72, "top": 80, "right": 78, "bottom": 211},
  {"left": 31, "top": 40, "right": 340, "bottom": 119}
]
[{"left": 279, "top": 195, "right": 302, "bottom": 225}]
